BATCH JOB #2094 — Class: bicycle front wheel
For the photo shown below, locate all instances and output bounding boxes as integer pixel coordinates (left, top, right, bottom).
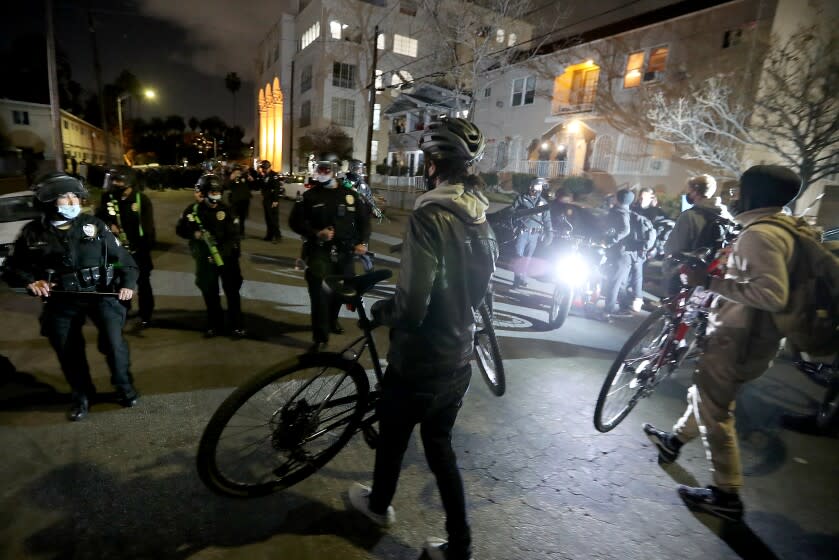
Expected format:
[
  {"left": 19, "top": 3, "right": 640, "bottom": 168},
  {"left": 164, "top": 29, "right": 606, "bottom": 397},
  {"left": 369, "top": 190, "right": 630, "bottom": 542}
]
[
  {"left": 197, "top": 353, "right": 370, "bottom": 497},
  {"left": 594, "top": 307, "right": 672, "bottom": 432},
  {"left": 474, "top": 303, "right": 506, "bottom": 396}
]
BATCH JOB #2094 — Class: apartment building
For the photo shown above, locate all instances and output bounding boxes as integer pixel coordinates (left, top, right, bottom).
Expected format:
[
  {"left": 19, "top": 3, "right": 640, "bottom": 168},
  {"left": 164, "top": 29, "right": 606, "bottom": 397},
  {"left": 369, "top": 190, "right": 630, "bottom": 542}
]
[
  {"left": 255, "top": 0, "right": 531, "bottom": 173},
  {"left": 473, "top": 0, "right": 782, "bottom": 197}
]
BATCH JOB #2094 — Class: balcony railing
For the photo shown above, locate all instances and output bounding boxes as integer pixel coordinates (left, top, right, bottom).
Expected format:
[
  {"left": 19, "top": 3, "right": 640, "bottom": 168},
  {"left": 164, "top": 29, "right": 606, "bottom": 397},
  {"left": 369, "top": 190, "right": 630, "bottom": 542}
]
[
  {"left": 511, "top": 160, "right": 569, "bottom": 178},
  {"left": 552, "top": 86, "right": 597, "bottom": 115}
]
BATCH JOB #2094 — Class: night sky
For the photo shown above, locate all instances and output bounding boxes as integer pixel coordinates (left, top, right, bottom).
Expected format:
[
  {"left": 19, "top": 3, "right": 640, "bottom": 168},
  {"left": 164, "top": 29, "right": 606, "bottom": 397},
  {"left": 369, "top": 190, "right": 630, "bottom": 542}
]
[{"left": 2, "top": 0, "right": 684, "bottom": 143}]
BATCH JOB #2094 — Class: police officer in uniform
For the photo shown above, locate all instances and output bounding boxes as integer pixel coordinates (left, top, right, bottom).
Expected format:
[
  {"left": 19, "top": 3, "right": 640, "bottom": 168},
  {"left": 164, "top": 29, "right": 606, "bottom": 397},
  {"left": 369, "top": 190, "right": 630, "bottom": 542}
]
[
  {"left": 344, "top": 159, "right": 382, "bottom": 220},
  {"left": 176, "top": 175, "right": 245, "bottom": 338},
  {"left": 257, "top": 160, "right": 284, "bottom": 242},
  {"left": 289, "top": 161, "right": 371, "bottom": 352},
  {"left": 3, "top": 173, "right": 139, "bottom": 421},
  {"left": 226, "top": 163, "right": 253, "bottom": 237},
  {"left": 510, "top": 177, "right": 552, "bottom": 289},
  {"left": 96, "top": 168, "right": 156, "bottom": 327}
]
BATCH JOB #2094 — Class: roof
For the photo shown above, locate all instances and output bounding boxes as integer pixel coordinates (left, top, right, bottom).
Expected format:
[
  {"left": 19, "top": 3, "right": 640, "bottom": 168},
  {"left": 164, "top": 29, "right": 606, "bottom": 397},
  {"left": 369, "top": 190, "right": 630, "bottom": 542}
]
[{"left": 382, "top": 84, "right": 468, "bottom": 116}]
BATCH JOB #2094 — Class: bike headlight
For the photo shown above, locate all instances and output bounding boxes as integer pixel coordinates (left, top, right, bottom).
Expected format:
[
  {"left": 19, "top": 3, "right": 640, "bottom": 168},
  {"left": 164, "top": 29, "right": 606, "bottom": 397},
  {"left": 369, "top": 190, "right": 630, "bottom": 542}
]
[{"left": 555, "top": 253, "right": 588, "bottom": 286}]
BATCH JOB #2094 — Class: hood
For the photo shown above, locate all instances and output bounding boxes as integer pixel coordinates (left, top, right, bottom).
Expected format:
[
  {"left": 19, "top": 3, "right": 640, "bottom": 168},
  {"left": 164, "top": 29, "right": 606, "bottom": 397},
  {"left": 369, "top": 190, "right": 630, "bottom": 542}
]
[
  {"left": 415, "top": 183, "right": 489, "bottom": 224},
  {"left": 734, "top": 206, "right": 785, "bottom": 227}
]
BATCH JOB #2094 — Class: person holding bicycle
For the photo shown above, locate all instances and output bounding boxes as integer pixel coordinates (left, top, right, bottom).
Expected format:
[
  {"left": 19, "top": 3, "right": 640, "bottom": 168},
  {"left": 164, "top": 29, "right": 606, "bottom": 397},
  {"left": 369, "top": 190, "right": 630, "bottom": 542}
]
[
  {"left": 347, "top": 117, "right": 498, "bottom": 560},
  {"left": 3, "top": 173, "right": 139, "bottom": 421},
  {"left": 176, "top": 174, "right": 245, "bottom": 339},
  {"left": 642, "top": 165, "right": 803, "bottom": 522}
]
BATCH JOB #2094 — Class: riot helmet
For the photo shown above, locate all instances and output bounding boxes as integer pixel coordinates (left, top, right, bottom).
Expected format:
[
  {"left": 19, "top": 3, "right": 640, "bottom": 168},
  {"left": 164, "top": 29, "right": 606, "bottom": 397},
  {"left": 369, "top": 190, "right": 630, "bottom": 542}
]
[
  {"left": 314, "top": 161, "right": 335, "bottom": 185},
  {"left": 33, "top": 172, "right": 88, "bottom": 204},
  {"left": 529, "top": 177, "right": 548, "bottom": 196},
  {"left": 259, "top": 160, "right": 272, "bottom": 170},
  {"left": 349, "top": 160, "right": 365, "bottom": 173},
  {"left": 104, "top": 168, "right": 131, "bottom": 192},
  {"left": 196, "top": 174, "right": 224, "bottom": 203}
]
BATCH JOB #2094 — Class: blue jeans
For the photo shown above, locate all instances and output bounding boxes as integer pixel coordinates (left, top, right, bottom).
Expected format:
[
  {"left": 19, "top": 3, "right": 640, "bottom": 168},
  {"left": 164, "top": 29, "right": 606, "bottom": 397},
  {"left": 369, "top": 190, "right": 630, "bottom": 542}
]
[
  {"left": 604, "top": 252, "right": 643, "bottom": 313},
  {"left": 369, "top": 364, "right": 473, "bottom": 560},
  {"left": 514, "top": 230, "right": 540, "bottom": 285}
]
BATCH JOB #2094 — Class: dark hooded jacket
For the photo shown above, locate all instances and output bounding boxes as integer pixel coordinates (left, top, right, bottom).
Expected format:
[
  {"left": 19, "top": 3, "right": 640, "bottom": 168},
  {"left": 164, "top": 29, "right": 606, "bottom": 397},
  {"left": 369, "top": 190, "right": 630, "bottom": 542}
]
[{"left": 372, "top": 183, "right": 498, "bottom": 378}]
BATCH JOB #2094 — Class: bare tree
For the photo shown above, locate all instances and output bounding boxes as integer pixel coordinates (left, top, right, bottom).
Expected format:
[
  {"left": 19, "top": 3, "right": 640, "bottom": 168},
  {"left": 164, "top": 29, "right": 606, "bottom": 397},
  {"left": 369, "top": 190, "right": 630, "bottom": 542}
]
[{"left": 647, "top": 24, "right": 839, "bottom": 189}]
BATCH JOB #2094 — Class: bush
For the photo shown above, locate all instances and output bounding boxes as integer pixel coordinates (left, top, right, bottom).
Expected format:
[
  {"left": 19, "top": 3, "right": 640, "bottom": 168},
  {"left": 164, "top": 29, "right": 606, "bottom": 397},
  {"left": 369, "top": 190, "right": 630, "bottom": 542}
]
[
  {"left": 479, "top": 171, "right": 499, "bottom": 188},
  {"left": 511, "top": 173, "right": 538, "bottom": 194},
  {"left": 561, "top": 175, "right": 595, "bottom": 199}
]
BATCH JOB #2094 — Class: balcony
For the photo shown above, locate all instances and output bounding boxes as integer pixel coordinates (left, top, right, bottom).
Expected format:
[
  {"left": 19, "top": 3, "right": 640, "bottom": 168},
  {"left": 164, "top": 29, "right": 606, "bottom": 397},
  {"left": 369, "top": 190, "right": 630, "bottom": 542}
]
[
  {"left": 552, "top": 85, "right": 597, "bottom": 115},
  {"left": 551, "top": 61, "right": 599, "bottom": 117},
  {"left": 511, "top": 160, "right": 569, "bottom": 178}
]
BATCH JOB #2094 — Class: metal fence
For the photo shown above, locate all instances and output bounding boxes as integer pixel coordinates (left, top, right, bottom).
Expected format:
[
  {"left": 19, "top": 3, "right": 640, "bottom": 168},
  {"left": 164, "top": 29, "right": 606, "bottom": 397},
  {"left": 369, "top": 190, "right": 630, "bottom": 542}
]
[
  {"left": 370, "top": 174, "right": 427, "bottom": 210},
  {"left": 510, "top": 160, "right": 569, "bottom": 178}
]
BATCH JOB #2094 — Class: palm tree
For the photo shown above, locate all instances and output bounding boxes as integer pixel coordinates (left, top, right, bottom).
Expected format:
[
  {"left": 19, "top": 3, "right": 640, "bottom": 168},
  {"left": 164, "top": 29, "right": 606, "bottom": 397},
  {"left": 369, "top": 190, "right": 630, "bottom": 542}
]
[
  {"left": 188, "top": 116, "right": 199, "bottom": 132},
  {"left": 225, "top": 72, "right": 242, "bottom": 126}
]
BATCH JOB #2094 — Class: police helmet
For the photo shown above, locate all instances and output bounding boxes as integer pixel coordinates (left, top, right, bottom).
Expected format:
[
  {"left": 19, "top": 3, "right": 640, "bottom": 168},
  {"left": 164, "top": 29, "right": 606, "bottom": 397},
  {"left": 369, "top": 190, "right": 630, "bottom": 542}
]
[
  {"left": 349, "top": 160, "right": 365, "bottom": 172},
  {"left": 418, "top": 116, "right": 485, "bottom": 164},
  {"left": 314, "top": 161, "right": 334, "bottom": 184},
  {"left": 529, "top": 177, "right": 548, "bottom": 193},
  {"left": 196, "top": 174, "right": 224, "bottom": 194},
  {"left": 259, "top": 160, "right": 272, "bottom": 170},
  {"left": 33, "top": 172, "right": 88, "bottom": 204},
  {"left": 105, "top": 168, "right": 132, "bottom": 191}
]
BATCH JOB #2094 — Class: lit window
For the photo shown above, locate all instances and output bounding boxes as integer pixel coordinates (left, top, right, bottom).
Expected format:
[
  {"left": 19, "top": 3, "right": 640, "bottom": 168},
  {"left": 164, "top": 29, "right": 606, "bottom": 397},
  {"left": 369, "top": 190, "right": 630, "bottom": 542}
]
[
  {"left": 330, "top": 21, "right": 342, "bottom": 40},
  {"left": 393, "top": 34, "right": 418, "bottom": 57},
  {"left": 646, "top": 47, "right": 668, "bottom": 74},
  {"left": 624, "top": 51, "right": 644, "bottom": 88},
  {"left": 333, "top": 62, "right": 356, "bottom": 89},
  {"left": 511, "top": 76, "right": 535, "bottom": 106},
  {"left": 301, "top": 21, "right": 321, "bottom": 50},
  {"left": 332, "top": 97, "right": 355, "bottom": 127},
  {"left": 508, "top": 33, "right": 517, "bottom": 46},
  {"left": 373, "top": 103, "right": 381, "bottom": 130},
  {"left": 377, "top": 33, "right": 386, "bottom": 50},
  {"left": 496, "top": 29, "right": 505, "bottom": 43},
  {"left": 371, "top": 140, "right": 379, "bottom": 163},
  {"left": 375, "top": 69, "right": 383, "bottom": 91}
]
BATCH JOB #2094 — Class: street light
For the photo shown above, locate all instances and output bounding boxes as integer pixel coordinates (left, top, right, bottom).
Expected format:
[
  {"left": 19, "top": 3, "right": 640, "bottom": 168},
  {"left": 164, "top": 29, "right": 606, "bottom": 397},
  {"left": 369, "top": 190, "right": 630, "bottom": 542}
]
[{"left": 117, "top": 88, "right": 157, "bottom": 163}]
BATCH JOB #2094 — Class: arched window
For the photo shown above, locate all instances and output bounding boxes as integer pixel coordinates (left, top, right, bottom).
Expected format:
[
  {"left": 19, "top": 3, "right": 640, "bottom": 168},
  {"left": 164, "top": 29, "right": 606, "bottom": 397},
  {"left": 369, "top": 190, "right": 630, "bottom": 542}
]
[{"left": 591, "top": 134, "right": 614, "bottom": 172}]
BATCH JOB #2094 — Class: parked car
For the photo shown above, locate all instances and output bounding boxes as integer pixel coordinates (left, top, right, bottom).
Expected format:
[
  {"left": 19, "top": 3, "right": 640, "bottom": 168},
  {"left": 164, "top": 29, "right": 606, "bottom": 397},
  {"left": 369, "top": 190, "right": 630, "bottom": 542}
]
[
  {"left": 281, "top": 174, "right": 310, "bottom": 200},
  {"left": 0, "top": 191, "right": 40, "bottom": 267}
]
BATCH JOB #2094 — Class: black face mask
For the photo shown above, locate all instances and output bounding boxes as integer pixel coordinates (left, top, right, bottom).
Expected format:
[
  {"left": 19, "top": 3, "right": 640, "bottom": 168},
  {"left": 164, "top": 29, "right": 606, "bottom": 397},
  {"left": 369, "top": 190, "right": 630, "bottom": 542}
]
[{"left": 424, "top": 162, "right": 437, "bottom": 191}]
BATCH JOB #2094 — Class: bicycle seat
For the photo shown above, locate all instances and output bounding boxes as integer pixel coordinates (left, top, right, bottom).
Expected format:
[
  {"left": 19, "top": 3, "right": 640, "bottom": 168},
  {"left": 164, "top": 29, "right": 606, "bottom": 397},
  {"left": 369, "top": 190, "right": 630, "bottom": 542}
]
[{"left": 326, "top": 269, "right": 393, "bottom": 303}]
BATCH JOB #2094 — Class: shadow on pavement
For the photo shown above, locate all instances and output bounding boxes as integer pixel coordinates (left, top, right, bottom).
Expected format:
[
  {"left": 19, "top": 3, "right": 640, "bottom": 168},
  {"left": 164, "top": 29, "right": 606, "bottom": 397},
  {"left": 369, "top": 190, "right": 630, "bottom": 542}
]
[
  {"left": 19, "top": 452, "right": 411, "bottom": 559},
  {"left": 0, "top": 354, "right": 66, "bottom": 411}
]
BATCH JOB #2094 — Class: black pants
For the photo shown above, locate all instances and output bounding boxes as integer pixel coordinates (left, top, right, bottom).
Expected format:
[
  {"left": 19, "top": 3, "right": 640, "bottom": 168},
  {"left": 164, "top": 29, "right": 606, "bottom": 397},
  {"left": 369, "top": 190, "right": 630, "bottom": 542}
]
[
  {"left": 304, "top": 251, "right": 353, "bottom": 343},
  {"left": 369, "top": 364, "right": 473, "bottom": 560},
  {"left": 234, "top": 201, "right": 250, "bottom": 236},
  {"left": 40, "top": 295, "right": 133, "bottom": 396},
  {"left": 122, "top": 248, "right": 154, "bottom": 322},
  {"left": 195, "top": 256, "right": 243, "bottom": 331},
  {"left": 262, "top": 202, "right": 281, "bottom": 240}
]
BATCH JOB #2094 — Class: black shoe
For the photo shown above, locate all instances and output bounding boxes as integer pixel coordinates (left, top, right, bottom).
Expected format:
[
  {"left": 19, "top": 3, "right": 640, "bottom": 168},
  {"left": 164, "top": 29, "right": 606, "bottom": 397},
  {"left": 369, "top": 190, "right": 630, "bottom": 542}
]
[
  {"left": 642, "top": 423, "right": 682, "bottom": 464},
  {"left": 204, "top": 329, "right": 218, "bottom": 339},
  {"left": 780, "top": 413, "right": 822, "bottom": 435},
  {"left": 307, "top": 342, "right": 327, "bottom": 354},
  {"left": 67, "top": 393, "right": 90, "bottom": 422},
  {"left": 231, "top": 328, "right": 247, "bottom": 339},
  {"left": 139, "top": 320, "right": 152, "bottom": 329},
  {"left": 678, "top": 485, "right": 744, "bottom": 522},
  {"left": 115, "top": 386, "right": 139, "bottom": 408},
  {"left": 330, "top": 322, "right": 344, "bottom": 335}
]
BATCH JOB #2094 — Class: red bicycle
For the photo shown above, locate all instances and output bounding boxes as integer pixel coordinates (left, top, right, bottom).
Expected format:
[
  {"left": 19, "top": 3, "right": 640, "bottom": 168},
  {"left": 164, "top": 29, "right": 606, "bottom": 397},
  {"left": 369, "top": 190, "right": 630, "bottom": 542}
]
[{"left": 593, "top": 248, "right": 727, "bottom": 432}]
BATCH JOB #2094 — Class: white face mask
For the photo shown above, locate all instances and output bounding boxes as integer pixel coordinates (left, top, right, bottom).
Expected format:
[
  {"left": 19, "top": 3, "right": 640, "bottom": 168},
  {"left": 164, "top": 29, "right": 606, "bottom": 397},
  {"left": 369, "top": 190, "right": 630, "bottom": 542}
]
[
  {"left": 207, "top": 193, "right": 222, "bottom": 202},
  {"left": 57, "top": 204, "right": 82, "bottom": 220}
]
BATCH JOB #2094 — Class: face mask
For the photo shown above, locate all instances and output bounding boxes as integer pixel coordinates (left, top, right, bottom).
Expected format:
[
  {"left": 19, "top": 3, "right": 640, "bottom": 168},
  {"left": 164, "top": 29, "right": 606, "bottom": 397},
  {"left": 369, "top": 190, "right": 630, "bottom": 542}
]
[
  {"left": 207, "top": 193, "right": 222, "bottom": 203},
  {"left": 57, "top": 204, "right": 82, "bottom": 220},
  {"left": 424, "top": 164, "right": 437, "bottom": 191},
  {"left": 315, "top": 174, "right": 334, "bottom": 186}
]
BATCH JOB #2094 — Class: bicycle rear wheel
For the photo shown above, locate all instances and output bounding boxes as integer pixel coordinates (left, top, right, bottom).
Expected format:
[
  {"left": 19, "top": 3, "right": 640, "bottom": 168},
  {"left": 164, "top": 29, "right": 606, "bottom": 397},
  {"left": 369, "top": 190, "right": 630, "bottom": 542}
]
[
  {"left": 197, "top": 353, "right": 369, "bottom": 497},
  {"left": 594, "top": 307, "right": 672, "bottom": 432},
  {"left": 474, "top": 302, "right": 506, "bottom": 396}
]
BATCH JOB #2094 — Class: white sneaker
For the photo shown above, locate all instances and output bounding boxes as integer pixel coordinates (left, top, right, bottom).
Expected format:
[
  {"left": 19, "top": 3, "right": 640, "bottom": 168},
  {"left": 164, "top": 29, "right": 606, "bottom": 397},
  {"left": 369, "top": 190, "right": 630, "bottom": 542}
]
[
  {"left": 348, "top": 482, "right": 395, "bottom": 527},
  {"left": 631, "top": 297, "right": 643, "bottom": 313},
  {"left": 424, "top": 537, "right": 474, "bottom": 560}
]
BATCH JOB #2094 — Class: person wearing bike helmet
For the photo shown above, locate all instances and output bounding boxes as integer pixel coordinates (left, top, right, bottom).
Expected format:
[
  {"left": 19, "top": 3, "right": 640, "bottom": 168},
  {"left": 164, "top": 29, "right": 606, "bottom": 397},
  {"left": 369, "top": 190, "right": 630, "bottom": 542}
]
[
  {"left": 289, "top": 160, "right": 371, "bottom": 350},
  {"left": 3, "top": 173, "right": 140, "bottom": 421},
  {"left": 257, "top": 159, "right": 284, "bottom": 242},
  {"left": 643, "top": 165, "right": 804, "bottom": 522},
  {"left": 176, "top": 174, "right": 245, "bottom": 338},
  {"left": 510, "top": 177, "right": 552, "bottom": 289},
  {"left": 347, "top": 116, "right": 498, "bottom": 560},
  {"left": 96, "top": 168, "right": 157, "bottom": 328}
]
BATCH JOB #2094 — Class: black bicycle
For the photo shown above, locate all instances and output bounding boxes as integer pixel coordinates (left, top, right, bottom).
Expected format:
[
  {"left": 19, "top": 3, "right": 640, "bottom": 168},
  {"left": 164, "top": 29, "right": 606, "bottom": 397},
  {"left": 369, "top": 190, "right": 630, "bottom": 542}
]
[{"left": 197, "top": 269, "right": 504, "bottom": 497}]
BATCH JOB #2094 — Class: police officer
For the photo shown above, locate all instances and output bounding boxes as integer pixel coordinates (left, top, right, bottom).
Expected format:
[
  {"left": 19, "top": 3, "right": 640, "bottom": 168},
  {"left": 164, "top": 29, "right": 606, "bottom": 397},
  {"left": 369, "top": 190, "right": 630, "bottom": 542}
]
[
  {"left": 3, "top": 173, "right": 139, "bottom": 421},
  {"left": 510, "top": 177, "right": 552, "bottom": 289},
  {"left": 226, "top": 163, "right": 253, "bottom": 237},
  {"left": 289, "top": 161, "right": 371, "bottom": 352},
  {"left": 96, "top": 168, "right": 156, "bottom": 327},
  {"left": 344, "top": 159, "right": 382, "bottom": 220},
  {"left": 257, "top": 160, "right": 284, "bottom": 242},
  {"left": 176, "top": 175, "right": 245, "bottom": 338}
]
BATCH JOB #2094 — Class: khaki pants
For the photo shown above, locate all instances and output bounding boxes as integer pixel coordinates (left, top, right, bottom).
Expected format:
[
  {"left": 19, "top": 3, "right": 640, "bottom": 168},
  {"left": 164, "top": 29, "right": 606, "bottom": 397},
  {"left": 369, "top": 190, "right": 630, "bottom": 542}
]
[{"left": 672, "top": 326, "right": 779, "bottom": 492}]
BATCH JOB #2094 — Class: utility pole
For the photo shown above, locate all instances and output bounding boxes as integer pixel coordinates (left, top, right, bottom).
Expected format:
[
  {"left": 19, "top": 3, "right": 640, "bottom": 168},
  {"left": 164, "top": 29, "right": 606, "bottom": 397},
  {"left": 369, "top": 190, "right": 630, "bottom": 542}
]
[
  {"left": 365, "top": 25, "right": 379, "bottom": 178},
  {"left": 45, "top": 0, "right": 64, "bottom": 172},
  {"left": 87, "top": 9, "right": 111, "bottom": 165},
  {"left": 289, "top": 59, "right": 295, "bottom": 173}
]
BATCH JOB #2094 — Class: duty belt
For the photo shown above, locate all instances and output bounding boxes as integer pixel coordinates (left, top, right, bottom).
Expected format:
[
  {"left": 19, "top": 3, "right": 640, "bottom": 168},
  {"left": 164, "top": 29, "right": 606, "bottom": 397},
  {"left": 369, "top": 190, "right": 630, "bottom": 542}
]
[{"left": 57, "top": 266, "right": 115, "bottom": 292}]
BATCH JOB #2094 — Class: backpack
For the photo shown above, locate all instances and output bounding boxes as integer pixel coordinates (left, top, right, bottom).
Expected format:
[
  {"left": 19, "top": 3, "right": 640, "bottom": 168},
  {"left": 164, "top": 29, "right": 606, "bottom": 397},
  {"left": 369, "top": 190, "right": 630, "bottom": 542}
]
[
  {"left": 692, "top": 207, "right": 735, "bottom": 252},
  {"left": 627, "top": 211, "right": 657, "bottom": 255},
  {"left": 750, "top": 215, "right": 839, "bottom": 355}
]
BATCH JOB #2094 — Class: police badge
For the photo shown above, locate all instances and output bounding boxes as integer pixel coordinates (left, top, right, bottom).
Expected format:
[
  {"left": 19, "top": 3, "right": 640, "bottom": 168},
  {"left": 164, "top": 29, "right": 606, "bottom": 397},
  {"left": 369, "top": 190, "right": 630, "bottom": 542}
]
[
  {"left": 82, "top": 224, "right": 97, "bottom": 238},
  {"left": 131, "top": 202, "right": 139, "bottom": 212},
  {"left": 216, "top": 211, "right": 226, "bottom": 221},
  {"left": 345, "top": 194, "right": 355, "bottom": 205}
]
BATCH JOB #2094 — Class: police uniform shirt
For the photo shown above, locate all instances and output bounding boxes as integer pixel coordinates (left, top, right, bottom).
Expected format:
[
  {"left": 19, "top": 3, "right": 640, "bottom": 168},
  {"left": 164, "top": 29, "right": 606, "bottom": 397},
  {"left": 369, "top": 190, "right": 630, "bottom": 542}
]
[
  {"left": 97, "top": 191, "right": 156, "bottom": 250},
  {"left": 259, "top": 172, "right": 284, "bottom": 204},
  {"left": 289, "top": 184, "right": 371, "bottom": 247},
  {"left": 5, "top": 214, "right": 138, "bottom": 290},
  {"left": 176, "top": 201, "right": 240, "bottom": 258}
]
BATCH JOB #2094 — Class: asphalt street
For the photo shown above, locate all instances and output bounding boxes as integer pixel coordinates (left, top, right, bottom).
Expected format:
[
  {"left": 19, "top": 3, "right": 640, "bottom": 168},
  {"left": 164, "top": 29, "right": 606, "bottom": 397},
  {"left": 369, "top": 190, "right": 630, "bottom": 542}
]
[{"left": 0, "top": 189, "right": 837, "bottom": 560}]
